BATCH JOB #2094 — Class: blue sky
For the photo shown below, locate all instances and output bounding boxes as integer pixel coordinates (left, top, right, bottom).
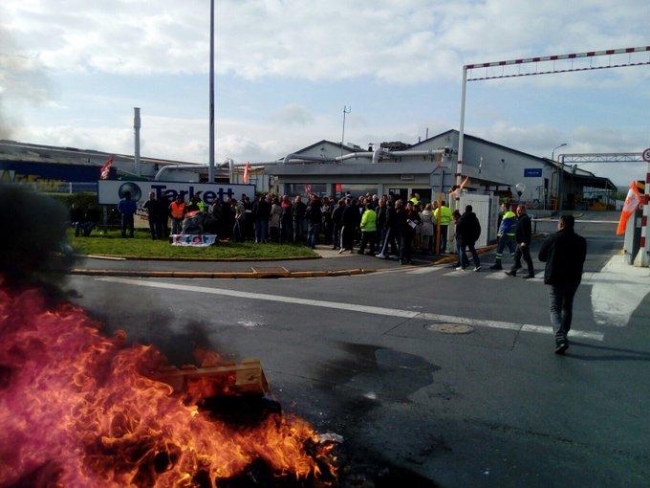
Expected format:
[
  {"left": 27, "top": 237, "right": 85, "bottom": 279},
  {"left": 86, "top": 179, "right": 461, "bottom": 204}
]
[{"left": 1, "top": 0, "right": 649, "bottom": 186}]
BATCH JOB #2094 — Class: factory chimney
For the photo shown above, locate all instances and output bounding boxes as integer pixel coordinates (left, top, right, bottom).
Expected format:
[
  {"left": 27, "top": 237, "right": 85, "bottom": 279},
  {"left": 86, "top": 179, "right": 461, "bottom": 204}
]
[{"left": 134, "top": 107, "right": 141, "bottom": 176}]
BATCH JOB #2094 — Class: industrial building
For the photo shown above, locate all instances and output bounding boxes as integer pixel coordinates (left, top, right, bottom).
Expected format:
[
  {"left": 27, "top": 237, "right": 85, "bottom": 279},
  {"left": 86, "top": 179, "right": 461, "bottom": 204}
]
[{"left": 2, "top": 130, "right": 616, "bottom": 212}]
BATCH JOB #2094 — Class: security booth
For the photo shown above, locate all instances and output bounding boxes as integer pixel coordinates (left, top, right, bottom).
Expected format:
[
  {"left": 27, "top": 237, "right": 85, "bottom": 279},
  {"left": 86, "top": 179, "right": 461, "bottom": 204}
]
[{"left": 457, "top": 194, "right": 499, "bottom": 248}]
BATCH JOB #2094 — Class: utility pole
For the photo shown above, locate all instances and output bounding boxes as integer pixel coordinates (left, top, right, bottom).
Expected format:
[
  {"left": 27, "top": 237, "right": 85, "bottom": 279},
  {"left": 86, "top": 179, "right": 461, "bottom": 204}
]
[{"left": 208, "top": 0, "right": 215, "bottom": 182}]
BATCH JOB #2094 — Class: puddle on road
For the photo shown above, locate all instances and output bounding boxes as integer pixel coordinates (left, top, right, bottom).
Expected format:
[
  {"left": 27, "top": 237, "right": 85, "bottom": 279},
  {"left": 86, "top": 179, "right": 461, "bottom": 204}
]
[{"left": 315, "top": 342, "right": 440, "bottom": 403}]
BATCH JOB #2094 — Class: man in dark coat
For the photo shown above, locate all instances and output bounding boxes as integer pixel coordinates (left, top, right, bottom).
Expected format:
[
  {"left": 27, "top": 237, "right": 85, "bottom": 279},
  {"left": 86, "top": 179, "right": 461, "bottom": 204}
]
[
  {"left": 506, "top": 204, "right": 535, "bottom": 278},
  {"left": 306, "top": 194, "right": 323, "bottom": 249},
  {"left": 339, "top": 198, "right": 359, "bottom": 253},
  {"left": 398, "top": 200, "right": 420, "bottom": 265},
  {"left": 143, "top": 191, "right": 163, "bottom": 240},
  {"left": 538, "top": 214, "right": 587, "bottom": 354},
  {"left": 292, "top": 195, "right": 307, "bottom": 243},
  {"left": 455, "top": 205, "right": 482, "bottom": 271},
  {"left": 252, "top": 194, "right": 271, "bottom": 243}
]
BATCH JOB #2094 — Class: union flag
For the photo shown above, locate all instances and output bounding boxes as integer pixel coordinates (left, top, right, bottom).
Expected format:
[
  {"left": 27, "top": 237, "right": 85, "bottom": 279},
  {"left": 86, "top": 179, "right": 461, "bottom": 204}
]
[
  {"left": 100, "top": 155, "right": 114, "bottom": 180},
  {"left": 243, "top": 162, "right": 250, "bottom": 184}
]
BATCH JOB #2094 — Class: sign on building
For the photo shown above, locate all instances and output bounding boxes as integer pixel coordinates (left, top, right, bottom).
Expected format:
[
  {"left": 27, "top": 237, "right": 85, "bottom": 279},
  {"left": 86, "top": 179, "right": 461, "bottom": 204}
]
[
  {"left": 523, "top": 168, "right": 542, "bottom": 178},
  {"left": 97, "top": 180, "right": 255, "bottom": 205}
]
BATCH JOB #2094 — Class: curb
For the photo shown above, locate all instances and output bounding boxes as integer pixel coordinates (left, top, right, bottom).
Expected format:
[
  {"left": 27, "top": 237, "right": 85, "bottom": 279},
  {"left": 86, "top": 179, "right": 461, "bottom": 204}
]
[
  {"left": 69, "top": 245, "right": 498, "bottom": 279},
  {"left": 69, "top": 268, "right": 376, "bottom": 279}
]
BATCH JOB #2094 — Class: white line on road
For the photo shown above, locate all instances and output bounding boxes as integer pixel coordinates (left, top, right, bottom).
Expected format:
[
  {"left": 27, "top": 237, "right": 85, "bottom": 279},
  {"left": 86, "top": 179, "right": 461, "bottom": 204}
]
[
  {"left": 484, "top": 272, "right": 508, "bottom": 280},
  {"left": 407, "top": 266, "right": 447, "bottom": 275},
  {"left": 96, "top": 277, "right": 604, "bottom": 341}
]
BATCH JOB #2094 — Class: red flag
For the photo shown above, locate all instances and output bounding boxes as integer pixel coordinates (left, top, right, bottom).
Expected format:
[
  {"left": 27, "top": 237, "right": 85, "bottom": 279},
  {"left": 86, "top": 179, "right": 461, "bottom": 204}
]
[
  {"left": 100, "top": 155, "right": 114, "bottom": 180},
  {"left": 243, "top": 162, "right": 250, "bottom": 184},
  {"left": 616, "top": 181, "right": 642, "bottom": 235}
]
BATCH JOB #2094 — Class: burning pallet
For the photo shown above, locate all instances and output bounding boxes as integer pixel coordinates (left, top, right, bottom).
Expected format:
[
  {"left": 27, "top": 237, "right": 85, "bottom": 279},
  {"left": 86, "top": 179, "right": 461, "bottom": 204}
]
[{"left": 153, "top": 358, "right": 270, "bottom": 398}]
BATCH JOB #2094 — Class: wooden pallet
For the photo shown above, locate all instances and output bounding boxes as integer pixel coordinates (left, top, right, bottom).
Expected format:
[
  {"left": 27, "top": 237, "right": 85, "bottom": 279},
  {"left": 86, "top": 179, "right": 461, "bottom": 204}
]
[{"left": 153, "top": 358, "right": 270, "bottom": 397}]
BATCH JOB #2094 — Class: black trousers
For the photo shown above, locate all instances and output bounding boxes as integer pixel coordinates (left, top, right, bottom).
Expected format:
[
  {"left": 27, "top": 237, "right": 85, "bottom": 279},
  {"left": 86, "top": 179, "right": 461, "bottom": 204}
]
[
  {"left": 511, "top": 244, "right": 534, "bottom": 276},
  {"left": 549, "top": 283, "right": 580, "bottom": 345}
]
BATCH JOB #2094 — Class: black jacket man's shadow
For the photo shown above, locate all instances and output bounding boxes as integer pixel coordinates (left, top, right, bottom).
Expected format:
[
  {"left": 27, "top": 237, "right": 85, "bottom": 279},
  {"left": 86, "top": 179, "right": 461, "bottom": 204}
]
[{"left": 561, "top": 341, "right": 650, "bottom": 362}]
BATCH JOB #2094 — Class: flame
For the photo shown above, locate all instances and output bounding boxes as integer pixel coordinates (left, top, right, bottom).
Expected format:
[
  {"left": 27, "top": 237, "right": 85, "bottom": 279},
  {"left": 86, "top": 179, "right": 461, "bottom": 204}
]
[{"left": 0, "top": 279, "right": 335, "bottom": 487}]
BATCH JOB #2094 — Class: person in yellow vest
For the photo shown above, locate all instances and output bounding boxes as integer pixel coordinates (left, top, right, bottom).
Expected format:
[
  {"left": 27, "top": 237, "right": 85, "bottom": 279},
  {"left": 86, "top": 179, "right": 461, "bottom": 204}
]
[
  {"left": 490, "top": 203, "right": 517, "bottom": 270},
  {"left": 357, "top": 203, "right": 378, "bottom": 256},
  {"left": 433, "top": 201, "right": 452, "bottom": 253}
]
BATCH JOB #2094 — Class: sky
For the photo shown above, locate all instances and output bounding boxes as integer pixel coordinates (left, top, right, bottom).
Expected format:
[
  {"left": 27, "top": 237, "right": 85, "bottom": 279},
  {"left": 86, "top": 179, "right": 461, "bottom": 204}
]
[{"left": 0, "top": 0, "right": 649, "bottom": 186}]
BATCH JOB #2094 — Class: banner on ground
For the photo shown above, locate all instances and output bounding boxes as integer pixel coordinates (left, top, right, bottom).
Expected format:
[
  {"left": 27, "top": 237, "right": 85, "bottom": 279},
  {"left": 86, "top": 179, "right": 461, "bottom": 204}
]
[
  {"left": 616, "top": 181, "right": 643, "bottom": 235},
  {"left": 171, "top": 234, "right": 218, "bottom": 247}
]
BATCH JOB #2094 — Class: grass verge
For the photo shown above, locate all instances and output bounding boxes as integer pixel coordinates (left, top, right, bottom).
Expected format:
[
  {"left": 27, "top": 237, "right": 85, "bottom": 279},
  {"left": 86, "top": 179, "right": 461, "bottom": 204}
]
[{"left": 68, "top": 230, "right": 318, "bottom": 260}]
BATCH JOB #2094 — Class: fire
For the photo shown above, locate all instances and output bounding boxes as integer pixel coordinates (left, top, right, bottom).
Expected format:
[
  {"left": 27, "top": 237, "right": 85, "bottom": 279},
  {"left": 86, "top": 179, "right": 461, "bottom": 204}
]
[{"left": 0, "top": 278, "right": 336, "bottom": 487}]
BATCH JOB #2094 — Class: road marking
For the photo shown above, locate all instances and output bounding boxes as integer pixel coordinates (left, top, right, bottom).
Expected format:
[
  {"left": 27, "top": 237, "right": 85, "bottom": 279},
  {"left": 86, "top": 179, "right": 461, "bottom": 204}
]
[
  {"left": 484, "top": 272, "right": 508, "bottom": 280},
  {"left": 407, "top": 266, "right": 447, "bottom": 275},
  {"left": 587, "top": 255, "right": 650, "bottom": 327},
  {"left": 96, "top": 277, "right": 604, "bottom": 341}
]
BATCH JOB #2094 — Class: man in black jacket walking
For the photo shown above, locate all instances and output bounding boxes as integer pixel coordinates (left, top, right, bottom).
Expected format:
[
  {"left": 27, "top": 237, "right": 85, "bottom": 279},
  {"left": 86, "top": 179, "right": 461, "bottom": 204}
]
[
  {"left": 538, "top": 214, "right": 587, "bottom": 354},
  {"left": 455, "top": 205, "right": 482, "bottom": 271},
  {"left": 506, "top": 204, "right": 535, "bottom": 278}
]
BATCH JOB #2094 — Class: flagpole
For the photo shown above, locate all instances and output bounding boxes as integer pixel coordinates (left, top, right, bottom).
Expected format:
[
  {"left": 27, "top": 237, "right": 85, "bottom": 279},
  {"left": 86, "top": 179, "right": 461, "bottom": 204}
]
[{"left": 208, "top": 0, "right": 215, "bottom": 182}]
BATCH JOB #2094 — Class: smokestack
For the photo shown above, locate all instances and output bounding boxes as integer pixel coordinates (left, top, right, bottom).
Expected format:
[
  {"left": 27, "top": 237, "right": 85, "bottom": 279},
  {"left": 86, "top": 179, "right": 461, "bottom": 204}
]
[{"left": 134, "top": 107, "right": 141, "bottom": 176}]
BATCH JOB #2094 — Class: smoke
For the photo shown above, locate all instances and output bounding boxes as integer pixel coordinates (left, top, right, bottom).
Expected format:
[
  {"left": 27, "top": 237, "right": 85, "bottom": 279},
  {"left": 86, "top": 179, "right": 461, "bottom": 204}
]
[
  {"left": 0, "top": 184, "right": 75, "bottom": 286},
  {"left": 0, "top": 21, "right": 53, "bottom": 140}
]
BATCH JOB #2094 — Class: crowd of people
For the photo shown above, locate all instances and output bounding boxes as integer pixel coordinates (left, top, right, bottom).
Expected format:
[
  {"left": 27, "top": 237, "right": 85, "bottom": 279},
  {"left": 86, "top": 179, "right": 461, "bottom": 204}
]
[
  {"left": 69, "top": 202, "right": 101, "bottom": 237},
  {"left": 114, "top": 191, "right": 461, "bottom": 264},
  {"left": 78, "top": 191, "right": 588, "bottom": 353}
]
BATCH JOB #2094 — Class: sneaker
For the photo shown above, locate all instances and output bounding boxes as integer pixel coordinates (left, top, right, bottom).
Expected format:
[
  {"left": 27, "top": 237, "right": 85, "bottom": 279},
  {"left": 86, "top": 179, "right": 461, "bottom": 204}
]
[
  {"left": 376, "top": 253, "right": 386, "bottom": 259},
  {"left": 522, "top": 274, "right": 535, "bottom": 279},
  {"left": 489, "top": 263, "right": 502, "bottom": 270},
  {"left": 555, "top": 342, "right": 569, "bottom": 355},
  {"left": 455, "top": 266, "right": 466, "bottom": 271},
  {"left": 338, "top": 249, "right": 345, "bottom": 254},
  {"left": 474, "top": 265, "right": 482, "bottom": 272},
  {"left": 505, "top": 271, "right": 517, "bottom": 277}
]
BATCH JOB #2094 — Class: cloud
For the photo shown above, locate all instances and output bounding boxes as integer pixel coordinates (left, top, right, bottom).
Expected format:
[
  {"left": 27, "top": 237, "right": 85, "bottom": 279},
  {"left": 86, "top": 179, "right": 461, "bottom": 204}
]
[
  {"left": 270, "top": 103, "right": 314, "bottom": 125},
  {"left": 3, "top": 0, "right": 645, "bottom": 84},
  {"left": 474, "top": 121, "right": 648, "bottom": 186}
]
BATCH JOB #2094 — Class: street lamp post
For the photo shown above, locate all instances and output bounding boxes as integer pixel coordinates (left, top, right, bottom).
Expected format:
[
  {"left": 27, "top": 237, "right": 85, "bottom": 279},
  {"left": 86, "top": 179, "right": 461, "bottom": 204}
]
[
  {"left": 208, "top": 0, "right": 215, "bottom": 183},
  {"left": 552, "top": 143, "right": 567, "bottom": 212}
]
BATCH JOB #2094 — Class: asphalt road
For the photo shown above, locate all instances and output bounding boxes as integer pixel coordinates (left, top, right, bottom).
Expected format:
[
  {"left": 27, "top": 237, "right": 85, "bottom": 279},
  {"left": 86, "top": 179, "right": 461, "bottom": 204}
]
[{"left": 63, "top": 213, "right": 650, "bottom": 487}]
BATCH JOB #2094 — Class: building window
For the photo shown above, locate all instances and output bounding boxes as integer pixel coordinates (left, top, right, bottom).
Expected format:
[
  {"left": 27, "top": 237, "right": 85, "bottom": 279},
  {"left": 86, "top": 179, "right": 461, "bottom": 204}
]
[
  {"left": 336, "top": 184, "right": 378, "bottom": 198},
  {"left": 285, "top": 183, "right": 327, "bottom": 198}
]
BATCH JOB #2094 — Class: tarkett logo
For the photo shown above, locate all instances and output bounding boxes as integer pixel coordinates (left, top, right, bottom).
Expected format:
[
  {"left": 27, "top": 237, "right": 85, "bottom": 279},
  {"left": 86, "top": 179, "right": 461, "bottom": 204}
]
[
  {"left": 119, "top": 182, "right": 142, "bottom": 200},
  {"left": 98, "top": 180, "right": 255, "bottom": 205}
]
